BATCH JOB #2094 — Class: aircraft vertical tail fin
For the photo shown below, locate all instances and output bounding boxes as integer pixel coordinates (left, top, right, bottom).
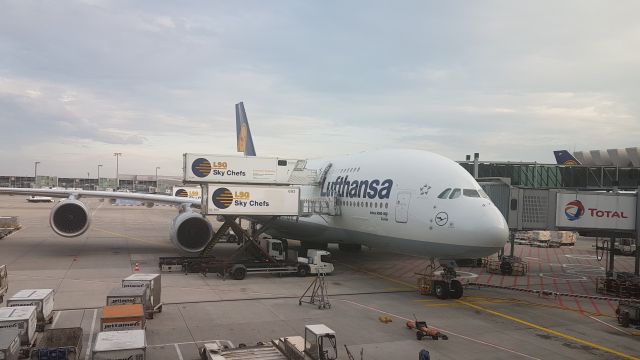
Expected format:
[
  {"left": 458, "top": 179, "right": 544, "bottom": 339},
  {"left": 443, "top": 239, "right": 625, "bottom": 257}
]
[
  {"left": 235, "top": 102, "right": 256, "bottom": 156},
  {"left": 553, "top": 150, "right": 580, "bottom": 165}
]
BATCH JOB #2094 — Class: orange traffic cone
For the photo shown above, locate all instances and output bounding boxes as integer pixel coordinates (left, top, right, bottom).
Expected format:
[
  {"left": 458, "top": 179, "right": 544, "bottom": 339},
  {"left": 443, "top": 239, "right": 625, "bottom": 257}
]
[{"left": 134, "top": 263, "right": 140, "bottom": 272}]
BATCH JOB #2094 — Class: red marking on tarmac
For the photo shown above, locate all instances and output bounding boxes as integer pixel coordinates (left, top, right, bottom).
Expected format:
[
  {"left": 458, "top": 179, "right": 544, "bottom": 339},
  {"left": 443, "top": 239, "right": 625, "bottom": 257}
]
[
  {"left": 512, "top": 270, "right": 519, "bottom": 287},
  {"left": 565, "top": 280, "right": 584, "bottom": 314},
  {"left": 499, "top": 274, "right": 506, "bottom": 287},
  {"left": 526, "top": 274, "right": 531, "bottom": 290},
  {"left": 486, "top": 272, "right": 494, "bottom": 285}
]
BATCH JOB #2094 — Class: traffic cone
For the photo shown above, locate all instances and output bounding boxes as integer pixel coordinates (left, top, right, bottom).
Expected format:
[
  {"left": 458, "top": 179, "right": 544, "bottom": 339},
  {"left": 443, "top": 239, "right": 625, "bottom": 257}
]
[{"left": 134, "top": 263, "right": 140, "bottom": 272}]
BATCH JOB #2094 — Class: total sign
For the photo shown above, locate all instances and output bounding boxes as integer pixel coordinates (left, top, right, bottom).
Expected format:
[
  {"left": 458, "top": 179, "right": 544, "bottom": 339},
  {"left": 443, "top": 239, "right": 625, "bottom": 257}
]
[
  {"left": 206, "top": 184, "right": 300, "bottom": 216},
  {"left": 556, "top": 193, "right": 636, "bottom": 230}
]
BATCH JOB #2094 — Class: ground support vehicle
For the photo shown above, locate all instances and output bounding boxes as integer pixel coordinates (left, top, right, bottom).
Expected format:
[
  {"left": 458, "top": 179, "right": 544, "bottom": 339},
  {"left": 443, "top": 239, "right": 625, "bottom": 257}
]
[
  {"left": 0, "top": 265, "right": 7, "bottom": 303},
  {"left": 616, "top": 300, "right": 640, "bottom": 328},
  {"left": 199, "top": 324, "right": 337, "bottom": 360},
  {"left": 160, "top": 238, "right": 333, "bottom": 280},
  {"left": 596, "top": 272, "right": 640, "bottom": 299},
  {"left": 614, "top": 238, "right": 637, "bottom": 256},
  {"left": 29, "top": 327, "right": 83, "bottom": 360},
  {"left": 6, "top": 289, "right": 54, "bottom": 332},
  {"left": 485, "top": 256, "right": 528, "bottom": 276},
  {"left": 416, "top": 261, "right": 463, "bottom": 300},
  {"left": 405, "top": 318, "right": 448, "bottom": 341}
]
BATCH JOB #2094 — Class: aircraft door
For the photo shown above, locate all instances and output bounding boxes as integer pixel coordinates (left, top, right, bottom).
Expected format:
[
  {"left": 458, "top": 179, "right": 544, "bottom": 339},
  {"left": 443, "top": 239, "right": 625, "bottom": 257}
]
[{"left": 395, "top": 191, "right": 411, "bottom": 223}]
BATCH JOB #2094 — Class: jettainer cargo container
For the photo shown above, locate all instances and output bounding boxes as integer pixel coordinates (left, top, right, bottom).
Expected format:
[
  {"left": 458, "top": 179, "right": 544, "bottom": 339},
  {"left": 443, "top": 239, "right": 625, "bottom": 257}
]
[
  {"left": 121, "top": 274, "right": 162, "bottom": 317},
  {"left": 100, "top": 304, "right": 145, "bottom": 331},
  {"left": 92, "top": 329, "right": 146, "bottom": 360},
  {"left": 0, "top": 328, "right": 20, "bottom": 360},
  {"left": 0, "top": 306, "right": 37, "bottom": 346},
  {"left": 106, "top": 288, "right": 151, "bottom": 319},
  {"left": 6, "top": 289, "right": 54, "bottom": 331}
]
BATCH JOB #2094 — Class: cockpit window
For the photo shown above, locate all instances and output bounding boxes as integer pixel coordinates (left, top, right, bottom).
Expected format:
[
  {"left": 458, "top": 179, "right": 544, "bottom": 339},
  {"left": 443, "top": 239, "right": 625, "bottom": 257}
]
[
  {"left": 437, "top": 188, "right": 452, "bottom": 199},
  {"left": 449, "top": 188, "right": 461, "bottom": 199},
  {"left": 463, "top": 189, "right": 481, "bottom": 198},
  {"left": 478, "top": 189, "right": 490, "bottom": 199}
]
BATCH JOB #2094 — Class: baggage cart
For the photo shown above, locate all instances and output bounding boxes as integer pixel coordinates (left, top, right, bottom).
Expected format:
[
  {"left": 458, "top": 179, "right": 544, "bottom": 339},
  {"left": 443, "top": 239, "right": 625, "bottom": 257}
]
[
  {"left": 92, "top": 329, "right": 146, "bottom": 360},
  {"left": 7, "top": 289, "right": 54, "bottom": 331},
  {"left": 0, "top": 265, "right": 7, "bottom": 304},
  {"left": 30, "top": 327, "right": 83, "bottom": 360}
]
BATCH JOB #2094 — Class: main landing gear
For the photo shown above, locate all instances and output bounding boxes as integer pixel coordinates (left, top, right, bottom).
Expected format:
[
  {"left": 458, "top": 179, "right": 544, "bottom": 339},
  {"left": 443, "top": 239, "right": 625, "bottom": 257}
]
[{"left": 416, "top": 259, "right": 463, "bottom": 300}]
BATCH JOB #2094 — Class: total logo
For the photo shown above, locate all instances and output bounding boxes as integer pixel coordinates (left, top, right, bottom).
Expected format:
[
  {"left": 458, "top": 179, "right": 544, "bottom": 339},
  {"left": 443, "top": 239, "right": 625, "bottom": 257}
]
[
  {"left": 564, "top": 200, "right": 585, "bottom": 221},
  {"left": 191, "top": 158, "right": 246, "bottom": 178},
  {"left": 212, "top": 188, "right": 269, "bottom": 209},
  {"left": 564, "top": 200, "right": 629, "bottom": 221}
]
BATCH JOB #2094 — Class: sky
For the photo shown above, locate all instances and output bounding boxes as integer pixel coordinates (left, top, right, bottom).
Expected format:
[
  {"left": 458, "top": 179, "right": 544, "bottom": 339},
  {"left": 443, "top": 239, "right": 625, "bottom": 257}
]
[{"left": 1, "top": 1, "right": 639, "bottom": 177}]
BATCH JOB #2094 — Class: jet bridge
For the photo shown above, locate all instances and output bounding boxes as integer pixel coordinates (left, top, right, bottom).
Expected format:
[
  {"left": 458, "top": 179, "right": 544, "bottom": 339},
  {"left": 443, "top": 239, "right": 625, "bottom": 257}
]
[{"left": 480, "top": 179, "right": 640, "bottom": 286}]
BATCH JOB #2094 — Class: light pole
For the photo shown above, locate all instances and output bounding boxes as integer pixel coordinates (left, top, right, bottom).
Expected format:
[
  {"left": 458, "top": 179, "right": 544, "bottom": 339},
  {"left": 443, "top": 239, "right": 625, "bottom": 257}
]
[
  {"left": 97, "top": 164, "right": 103, "bottom": 190},
  {"left": 113, "top": 153, "right": 122, "bottom": 189},
  {"left": 34, "top": 161, "right": 40, "bottom": 188},
  {"left": 155, "top": 166, "right": 160, "bottom": 188}
]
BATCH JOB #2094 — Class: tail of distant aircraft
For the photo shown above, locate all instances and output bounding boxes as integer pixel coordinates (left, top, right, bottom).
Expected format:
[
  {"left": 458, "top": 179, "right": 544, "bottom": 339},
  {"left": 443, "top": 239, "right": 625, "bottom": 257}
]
[
  {"left": 235, "top": 102, "right": 256, "bottom": 156},
  {"left": 553, "top": 150, "right": 580, "bottom": 165}
]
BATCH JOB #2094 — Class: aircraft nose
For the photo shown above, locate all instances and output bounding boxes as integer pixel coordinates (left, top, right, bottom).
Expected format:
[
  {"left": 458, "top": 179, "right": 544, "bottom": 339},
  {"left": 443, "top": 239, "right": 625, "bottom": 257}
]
[{"left": 477, "top": 204, "right": 509, "bottom": 251}]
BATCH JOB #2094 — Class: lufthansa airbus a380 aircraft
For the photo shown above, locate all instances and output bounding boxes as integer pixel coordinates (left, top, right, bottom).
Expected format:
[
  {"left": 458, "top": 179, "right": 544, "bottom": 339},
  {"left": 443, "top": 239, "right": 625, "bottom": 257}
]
[{"left": 0, "top": 103, "right": 508, "bottom": 281}]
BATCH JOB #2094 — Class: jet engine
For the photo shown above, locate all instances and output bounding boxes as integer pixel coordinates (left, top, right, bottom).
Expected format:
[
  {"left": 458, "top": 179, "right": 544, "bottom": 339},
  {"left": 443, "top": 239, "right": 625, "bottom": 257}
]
[
  {"left": 49, "top": 199, "right": 91, "bottom": 237},
  {"left": 170, "top": 211, "right": 213, "bottom": 253}
]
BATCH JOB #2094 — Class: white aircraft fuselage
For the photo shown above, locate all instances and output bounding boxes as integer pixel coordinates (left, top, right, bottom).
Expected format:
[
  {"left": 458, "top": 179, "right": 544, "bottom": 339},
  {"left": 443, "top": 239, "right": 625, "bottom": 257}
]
[{"left": 265, "top": 149, "right": 508, "bottom": 259}]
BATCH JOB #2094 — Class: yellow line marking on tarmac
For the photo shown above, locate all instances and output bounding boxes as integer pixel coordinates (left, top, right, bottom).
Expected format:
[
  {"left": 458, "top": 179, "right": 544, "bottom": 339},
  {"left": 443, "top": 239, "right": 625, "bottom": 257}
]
[
  {"left": 337, "top": 262, "right": 416, "bottom": 289},
  {"left": 457, "top": 300, "right": 640, "bottom": 360},
  {"left": 93, "top": 227, "right": 160, "bottom": 246}
]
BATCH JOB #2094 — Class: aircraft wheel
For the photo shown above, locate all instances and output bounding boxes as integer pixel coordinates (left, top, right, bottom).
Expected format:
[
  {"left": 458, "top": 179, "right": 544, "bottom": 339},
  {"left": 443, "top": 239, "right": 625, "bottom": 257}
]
[
  {"left": 434, "top": 281, "right": 449, "bottom": 299},
  {"left": 449, "top": 280, "right": 463, "bottom": 299}
]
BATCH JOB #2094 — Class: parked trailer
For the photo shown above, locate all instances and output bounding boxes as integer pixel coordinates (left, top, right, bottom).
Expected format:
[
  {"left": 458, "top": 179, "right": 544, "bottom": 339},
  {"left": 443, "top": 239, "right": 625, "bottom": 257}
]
[
  {"left": 92, "top": 329, "right": 146, "bottom": 360},
  {"left": 106, "top": 288, "right": 151, "bottom": 319},
  {"left": 30, "top": 327, "right": 83, "bottom": 360},
  {"left": 7, "top": 289, "right": 54, "bottom": 331},
  {"left": 0, "top": 306, "right": 37, "bottom": 346},
  {"left": 100, "top": 305, "right": 145, "bottom": 332},
  {"left": 0, "top": 265, "right": 7, "bottom": 303},
  {"left": 0, "top": 329, "right": 20, "bottom": 360},
  {"left": 121, "top": 274, "right": 162, "bottom": 317}
]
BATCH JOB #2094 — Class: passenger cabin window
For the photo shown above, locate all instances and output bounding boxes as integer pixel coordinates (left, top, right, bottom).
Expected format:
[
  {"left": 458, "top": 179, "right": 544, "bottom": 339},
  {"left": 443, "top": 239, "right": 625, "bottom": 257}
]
[
  {"left": 463, "top": 189, "right": 481, "bottom": 198},
  {"left": 438, "top": 188, "right": 452, "bottom": 199},
  {"left": 449, "top": 188, "right": 461, "bottom": 199}
]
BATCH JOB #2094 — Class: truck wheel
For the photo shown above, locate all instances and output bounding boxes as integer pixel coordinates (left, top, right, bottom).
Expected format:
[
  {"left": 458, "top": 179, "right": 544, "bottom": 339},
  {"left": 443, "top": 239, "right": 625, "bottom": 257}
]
[
  {"left": 297, "top": 265, "right": 309, "bottom": 277},
  {"left": 500, "top": 261, "right": 513, "bottom": 275},
  {"left": 434, "top": 281, "right": 449, "bottom": 299},
  {"left": 232, "top": 266, "right": 247, "bottom": 280},
  {"left": 449, "top": 280, "right": 463, "bottom": 299},
  {"left": 619, "top": 311, "right": 630, "bottom": 328}
]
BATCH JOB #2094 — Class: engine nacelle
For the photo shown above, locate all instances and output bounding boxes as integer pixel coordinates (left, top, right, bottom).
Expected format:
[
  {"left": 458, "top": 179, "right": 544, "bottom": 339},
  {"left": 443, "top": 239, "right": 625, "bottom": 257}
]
[
  {"left": 49, "top": 199, "right": 91, "bottom": 237},
  {"left": 170, "top": 211, "right": 213, "bottom": 253}
]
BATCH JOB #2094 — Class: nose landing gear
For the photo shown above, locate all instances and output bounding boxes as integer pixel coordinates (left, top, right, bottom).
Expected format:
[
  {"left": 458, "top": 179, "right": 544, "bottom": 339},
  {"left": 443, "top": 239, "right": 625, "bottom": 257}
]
[{"left": 416, "top": 259, "right": 464, "bottom": 299}]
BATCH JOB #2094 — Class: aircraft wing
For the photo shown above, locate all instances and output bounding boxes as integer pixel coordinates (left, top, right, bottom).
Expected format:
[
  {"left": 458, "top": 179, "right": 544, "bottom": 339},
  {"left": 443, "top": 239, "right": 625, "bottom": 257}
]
[{"left": 0, "top": 187, "right": 200, "bottom": 207}]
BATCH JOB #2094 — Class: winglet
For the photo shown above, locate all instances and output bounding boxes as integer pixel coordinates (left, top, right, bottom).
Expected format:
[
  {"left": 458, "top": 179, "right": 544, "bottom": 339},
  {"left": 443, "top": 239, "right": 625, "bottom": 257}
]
[
  {"left": 553, "top": 150, "right": 580, "bottom": 165},
  {"left": 235, "top": 102, "right": 256, "bottom": 156}
]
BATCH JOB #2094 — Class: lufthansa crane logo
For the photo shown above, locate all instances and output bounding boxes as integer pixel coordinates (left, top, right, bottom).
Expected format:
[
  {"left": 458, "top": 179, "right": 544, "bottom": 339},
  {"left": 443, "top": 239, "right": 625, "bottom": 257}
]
[
  {"left": 191, "top": 158, "right": 212, "bottom": 178},
  {"left": 212, "top": 187, "right": 233, "bottom": 209},
  {"left": 434, "top": 211, "right": 448, "bottom": 226},
  {"left": 174, "top": 189, "right": 188, "bottom": 197},
  {"left": 564, "top": 200, "right": 585, "bottom": 221}
]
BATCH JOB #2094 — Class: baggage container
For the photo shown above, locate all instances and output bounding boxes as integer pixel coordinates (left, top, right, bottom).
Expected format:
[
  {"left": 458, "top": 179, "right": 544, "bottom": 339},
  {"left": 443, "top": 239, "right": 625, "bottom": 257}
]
[
  {"left": 121, "top": 274, "right": 162, "bottom": 315},
  {"left": 0, "top": 306, "right": 37, "bottom": 346},
  {"left": 100, "top": 305, "right": 145, "bottom": 332},
  {"left": 0, "top": 328, "right": 20, "bottom": 360},
  {"left": 92, "top": 329, "right": 146, "bottom": 360},
  {"left": 30, "top": 327, "right": 83, "bottom": 360},
  {"left": 7, "top": 289, "right": 54, "bottom": 331},
  {"left": 106, "top": 288, "right": 152, "bottom": 319}
]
